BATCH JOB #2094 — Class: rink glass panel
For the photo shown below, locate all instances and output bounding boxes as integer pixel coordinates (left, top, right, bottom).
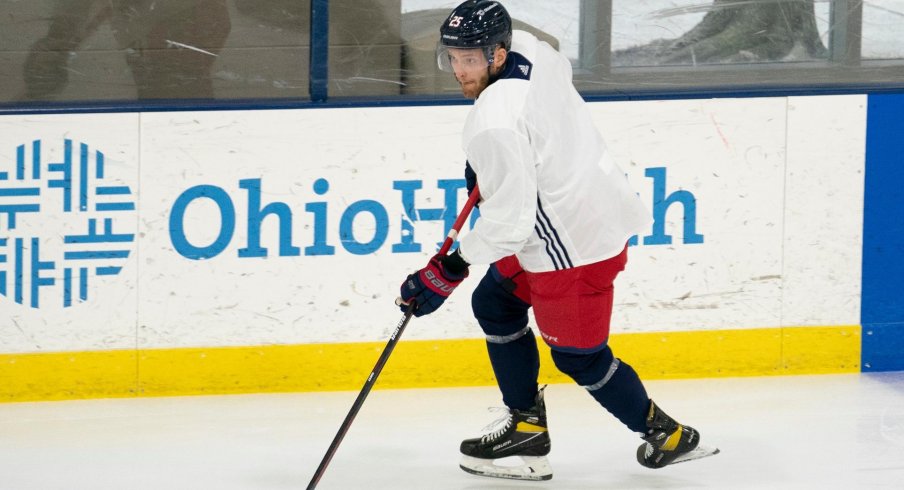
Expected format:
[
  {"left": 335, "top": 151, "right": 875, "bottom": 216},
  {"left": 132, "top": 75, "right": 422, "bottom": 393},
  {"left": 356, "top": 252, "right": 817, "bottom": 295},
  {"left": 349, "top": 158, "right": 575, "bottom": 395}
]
[{"left": 1, "top": 1, "right": 904, "bottom": 107}]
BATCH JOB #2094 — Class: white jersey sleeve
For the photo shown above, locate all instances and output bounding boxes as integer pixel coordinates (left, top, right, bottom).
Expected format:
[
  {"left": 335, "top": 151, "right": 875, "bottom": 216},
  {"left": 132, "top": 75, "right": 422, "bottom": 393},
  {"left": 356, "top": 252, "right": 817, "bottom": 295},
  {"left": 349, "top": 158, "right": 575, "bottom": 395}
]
[{"left": 458, "top": 128, "right": 537, "bottom": 265}]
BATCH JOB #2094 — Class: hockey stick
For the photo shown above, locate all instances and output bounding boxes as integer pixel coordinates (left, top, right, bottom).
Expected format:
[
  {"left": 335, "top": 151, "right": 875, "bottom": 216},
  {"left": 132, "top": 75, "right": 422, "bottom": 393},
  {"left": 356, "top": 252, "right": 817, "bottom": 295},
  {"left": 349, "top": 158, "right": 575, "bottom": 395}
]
[{"left": 306, "top": 186, "right": 480, "bottom": 490}]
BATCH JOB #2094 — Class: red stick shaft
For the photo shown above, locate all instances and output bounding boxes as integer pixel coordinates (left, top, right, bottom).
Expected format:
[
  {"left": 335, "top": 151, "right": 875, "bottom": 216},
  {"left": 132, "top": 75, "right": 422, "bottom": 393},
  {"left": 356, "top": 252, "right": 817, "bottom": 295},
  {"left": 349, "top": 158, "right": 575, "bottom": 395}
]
[{"left": 439, "top": 184, "right": 480, "bottom": 255}]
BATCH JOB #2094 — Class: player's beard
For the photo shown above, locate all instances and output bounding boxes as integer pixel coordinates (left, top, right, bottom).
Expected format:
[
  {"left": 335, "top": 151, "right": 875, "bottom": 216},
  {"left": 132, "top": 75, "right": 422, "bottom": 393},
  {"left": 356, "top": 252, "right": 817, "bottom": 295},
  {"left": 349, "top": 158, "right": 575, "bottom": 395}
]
[{"left": 459, "top": 66, "right": 496, "bottom": 100}]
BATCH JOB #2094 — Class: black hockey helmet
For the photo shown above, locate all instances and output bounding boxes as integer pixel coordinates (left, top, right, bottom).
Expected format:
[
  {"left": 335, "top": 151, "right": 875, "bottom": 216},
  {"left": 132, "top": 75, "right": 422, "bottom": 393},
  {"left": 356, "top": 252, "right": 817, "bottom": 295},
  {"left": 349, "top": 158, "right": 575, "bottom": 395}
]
[{"left": 436, "top": 1, "right": 512, "bottom": 72}]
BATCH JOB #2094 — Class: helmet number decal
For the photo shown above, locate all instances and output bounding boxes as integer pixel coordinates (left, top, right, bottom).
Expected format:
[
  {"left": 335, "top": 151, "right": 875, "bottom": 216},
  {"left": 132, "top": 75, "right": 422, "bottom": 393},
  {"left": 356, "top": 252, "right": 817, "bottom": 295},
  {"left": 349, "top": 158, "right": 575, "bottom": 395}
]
[{"left": 449, "top": 15, "right": 463, "bottom": 27}]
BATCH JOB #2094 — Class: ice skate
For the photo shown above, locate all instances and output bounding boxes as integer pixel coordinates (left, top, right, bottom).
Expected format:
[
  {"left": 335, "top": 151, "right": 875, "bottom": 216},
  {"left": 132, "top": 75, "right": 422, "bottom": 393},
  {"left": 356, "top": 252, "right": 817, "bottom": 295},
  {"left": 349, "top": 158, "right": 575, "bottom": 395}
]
[
  {"left": 459, "top": 388, "right": 552, "bottom": 481},
  {"left": 637, "top": 400, "right": 717, "bottom": 468}
]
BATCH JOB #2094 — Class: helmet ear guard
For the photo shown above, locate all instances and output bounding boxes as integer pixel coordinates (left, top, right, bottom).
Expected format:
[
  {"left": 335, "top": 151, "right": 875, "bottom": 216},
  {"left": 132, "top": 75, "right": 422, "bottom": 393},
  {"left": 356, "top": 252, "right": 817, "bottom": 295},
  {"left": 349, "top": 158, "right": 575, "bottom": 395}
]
[{"left": 436, "top": 1, "right": 512, "bottom": 72}]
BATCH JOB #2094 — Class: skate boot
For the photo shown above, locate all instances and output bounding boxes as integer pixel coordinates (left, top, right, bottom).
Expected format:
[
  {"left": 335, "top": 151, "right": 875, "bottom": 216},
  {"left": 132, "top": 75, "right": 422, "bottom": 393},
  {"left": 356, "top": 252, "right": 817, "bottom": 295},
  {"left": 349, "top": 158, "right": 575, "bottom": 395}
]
[
  {"left": 637, "top": 400, "right": 701, "bottom": 468},
  {"left": 459, "top": 388, "right": 553, "bottom": 481}
]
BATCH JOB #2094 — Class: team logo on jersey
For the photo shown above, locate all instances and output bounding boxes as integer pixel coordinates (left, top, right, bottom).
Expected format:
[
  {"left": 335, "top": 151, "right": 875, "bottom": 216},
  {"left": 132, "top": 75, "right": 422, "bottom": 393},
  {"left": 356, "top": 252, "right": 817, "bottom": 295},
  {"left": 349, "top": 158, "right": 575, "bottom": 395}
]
[
  {"left": 0, "top": 139, "right": 135, "bottom": 309},
  {"left": 501, "top": 53, "right": 533, "bottom": 81}
]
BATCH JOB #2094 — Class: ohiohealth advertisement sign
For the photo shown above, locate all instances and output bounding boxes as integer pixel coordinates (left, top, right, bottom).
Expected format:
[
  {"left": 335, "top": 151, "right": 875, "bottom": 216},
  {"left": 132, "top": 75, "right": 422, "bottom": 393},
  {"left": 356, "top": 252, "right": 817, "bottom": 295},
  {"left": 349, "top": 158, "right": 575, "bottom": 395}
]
[{"left": 0, "top": 96, "right": 865, "bottom": 353}]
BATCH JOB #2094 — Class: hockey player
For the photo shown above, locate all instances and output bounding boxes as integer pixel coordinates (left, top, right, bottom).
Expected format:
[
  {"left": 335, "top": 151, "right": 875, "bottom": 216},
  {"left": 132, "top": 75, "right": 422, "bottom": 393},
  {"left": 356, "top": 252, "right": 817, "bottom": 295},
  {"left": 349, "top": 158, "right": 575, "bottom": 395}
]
[{"left": 399, "top": 0, "right": 709, "bottom": 481}]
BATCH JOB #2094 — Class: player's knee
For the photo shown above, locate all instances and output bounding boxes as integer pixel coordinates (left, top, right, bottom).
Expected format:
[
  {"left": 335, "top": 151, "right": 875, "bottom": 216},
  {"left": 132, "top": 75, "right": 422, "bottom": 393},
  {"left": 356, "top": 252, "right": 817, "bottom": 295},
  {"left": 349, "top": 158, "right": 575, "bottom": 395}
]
[
  {"left": 472, "top": 274, "right": 529, "bottom": 337},
  {"left": 471, "top": 278, "right": 493, "bottom": 317},
  {"left": 471, "top": 277, "right": 499, "bottom": 324},
  {"left": 550, "top": 345, "right": 615, "bottom": 386}
]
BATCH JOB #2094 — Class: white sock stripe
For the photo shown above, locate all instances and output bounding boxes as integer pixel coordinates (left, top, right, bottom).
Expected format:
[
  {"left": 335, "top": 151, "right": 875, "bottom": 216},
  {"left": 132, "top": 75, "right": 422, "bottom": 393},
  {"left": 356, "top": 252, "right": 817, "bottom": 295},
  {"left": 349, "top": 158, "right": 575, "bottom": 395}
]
[
  {"left": 582, "top": 358, "right": 621, "bottom": 391},
  {"left": 485, "top": 326, "right": 532, "bottom": 344}
]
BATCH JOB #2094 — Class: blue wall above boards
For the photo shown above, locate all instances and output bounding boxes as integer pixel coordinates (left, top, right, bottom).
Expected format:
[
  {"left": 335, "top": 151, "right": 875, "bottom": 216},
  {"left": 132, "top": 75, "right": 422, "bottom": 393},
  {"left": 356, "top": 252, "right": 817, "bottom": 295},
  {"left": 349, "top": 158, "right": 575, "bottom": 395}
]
[{"left": 862, "top": 94, "right": 904, "bottom": 372}]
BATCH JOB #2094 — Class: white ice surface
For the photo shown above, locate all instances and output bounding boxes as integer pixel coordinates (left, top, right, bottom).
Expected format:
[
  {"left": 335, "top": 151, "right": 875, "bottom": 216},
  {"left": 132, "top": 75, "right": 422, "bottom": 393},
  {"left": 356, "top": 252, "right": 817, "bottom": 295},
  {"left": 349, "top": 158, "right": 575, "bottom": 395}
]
[{"left": 2, "top": 373, "right": 904, "bottom": 489}]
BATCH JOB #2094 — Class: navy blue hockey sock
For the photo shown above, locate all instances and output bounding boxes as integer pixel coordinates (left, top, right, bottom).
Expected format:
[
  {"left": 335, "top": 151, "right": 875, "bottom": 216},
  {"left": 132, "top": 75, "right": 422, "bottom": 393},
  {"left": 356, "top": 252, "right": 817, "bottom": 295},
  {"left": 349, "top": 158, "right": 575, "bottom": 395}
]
[
  {"left": 485, "top": 333, "right": 540, "bottom": 410},
  {"left": 472, "top": 269, "right": 539, "bottom": 411},
  {"left": 551, "top": 346, "right": 649, "bottom": 433}
]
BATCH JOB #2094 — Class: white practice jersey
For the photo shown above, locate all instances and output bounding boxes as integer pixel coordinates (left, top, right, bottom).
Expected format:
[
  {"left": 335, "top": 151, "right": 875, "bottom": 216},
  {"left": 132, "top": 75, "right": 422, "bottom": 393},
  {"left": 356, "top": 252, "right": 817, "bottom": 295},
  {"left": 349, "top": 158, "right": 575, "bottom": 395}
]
[{"left": 458, "top": 30, "right": 652, "bottom": 273}]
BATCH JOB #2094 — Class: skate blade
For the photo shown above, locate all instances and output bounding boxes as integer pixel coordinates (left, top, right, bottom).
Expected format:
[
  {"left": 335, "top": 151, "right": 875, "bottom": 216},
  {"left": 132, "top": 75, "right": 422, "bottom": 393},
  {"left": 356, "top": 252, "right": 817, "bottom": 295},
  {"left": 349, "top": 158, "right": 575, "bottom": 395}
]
[
  {"left": 671, "top": 445, "right": 720, "bottom": 464},
  {"left": 459, "top": 455, "right": 553, "bottom": 481}
]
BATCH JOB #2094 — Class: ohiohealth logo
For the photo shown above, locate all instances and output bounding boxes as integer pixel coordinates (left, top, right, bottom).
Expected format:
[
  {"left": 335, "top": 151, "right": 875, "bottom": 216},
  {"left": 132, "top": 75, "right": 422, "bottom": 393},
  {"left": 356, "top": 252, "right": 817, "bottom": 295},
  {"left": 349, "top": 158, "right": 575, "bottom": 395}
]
[{"left": 0, "top": 139, "right": 135, "bottom": 309}]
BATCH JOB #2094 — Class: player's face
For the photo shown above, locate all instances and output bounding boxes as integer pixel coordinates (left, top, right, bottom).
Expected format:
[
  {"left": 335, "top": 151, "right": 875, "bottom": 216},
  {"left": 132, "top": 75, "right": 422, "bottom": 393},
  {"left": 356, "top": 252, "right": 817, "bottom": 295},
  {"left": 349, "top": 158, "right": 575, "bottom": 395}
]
[{"left": 447, "top": 48, "right": 499, "bottom": 99}]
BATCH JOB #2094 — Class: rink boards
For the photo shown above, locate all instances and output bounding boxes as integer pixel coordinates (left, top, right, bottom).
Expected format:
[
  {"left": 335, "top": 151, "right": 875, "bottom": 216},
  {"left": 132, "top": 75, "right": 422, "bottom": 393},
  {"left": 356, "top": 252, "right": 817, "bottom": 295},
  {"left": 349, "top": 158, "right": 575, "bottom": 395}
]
[{"left": 0, "top": 94, "right": 900, "bottom": 401}]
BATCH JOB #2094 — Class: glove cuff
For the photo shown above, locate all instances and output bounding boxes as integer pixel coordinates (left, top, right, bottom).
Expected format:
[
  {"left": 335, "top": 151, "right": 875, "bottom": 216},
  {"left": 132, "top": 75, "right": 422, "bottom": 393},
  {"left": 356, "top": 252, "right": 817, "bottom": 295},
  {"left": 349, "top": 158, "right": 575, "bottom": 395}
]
[{"left": 442, "top": 249, "right": 470, "bottom": 277}]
